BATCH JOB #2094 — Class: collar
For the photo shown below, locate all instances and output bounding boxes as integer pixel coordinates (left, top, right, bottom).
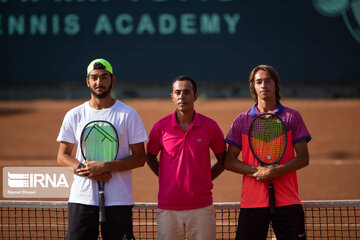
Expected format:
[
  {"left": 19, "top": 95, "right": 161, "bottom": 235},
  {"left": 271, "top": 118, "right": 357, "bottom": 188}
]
[
  {"left": 171, "top": 110, "right": 200, "bottom": 128},
  {"left": 250, "top": 102, "right": 284, "bottom": 118}
]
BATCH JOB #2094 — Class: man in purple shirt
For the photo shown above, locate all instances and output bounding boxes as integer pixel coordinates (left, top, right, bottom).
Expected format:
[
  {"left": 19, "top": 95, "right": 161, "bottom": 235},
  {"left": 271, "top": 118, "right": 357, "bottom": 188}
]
[
  {"left": 146, "top": 75, "right": 226, "bottom": 240},
  {"left": 225, "top": 65, "right": 311, "bottom": 240}
]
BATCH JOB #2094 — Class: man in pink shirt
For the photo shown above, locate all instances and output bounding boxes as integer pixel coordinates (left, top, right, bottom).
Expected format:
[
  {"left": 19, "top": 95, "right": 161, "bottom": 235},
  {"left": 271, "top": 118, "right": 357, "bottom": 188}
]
[
  {"left": 146, "top": 75, "right": 226, "bottom": 240},
  {"left": 225, "top": 65, "right": 311, "bottom": 240}
]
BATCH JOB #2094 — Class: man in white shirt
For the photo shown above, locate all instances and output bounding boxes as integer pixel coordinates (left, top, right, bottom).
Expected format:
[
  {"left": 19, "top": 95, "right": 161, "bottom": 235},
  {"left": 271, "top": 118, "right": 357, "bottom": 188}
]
[{"left": 57, "top": 58, "right": 148, "bottom": 240}]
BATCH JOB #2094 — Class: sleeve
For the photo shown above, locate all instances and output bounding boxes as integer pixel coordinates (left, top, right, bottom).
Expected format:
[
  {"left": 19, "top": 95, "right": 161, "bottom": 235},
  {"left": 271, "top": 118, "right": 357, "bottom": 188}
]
[
  {"left": 290, "top": 111, "right": 312, "bottom": 144},
  {"left": 56, "top": 111, "right": 76, "bottom": 144},
  {"left": 146, "top": 123, "right": 162, "bottom": 156},
  {"left": 225, "top": 117, "right": 243, "bottom": 150},
  {"left": 126, "top": 109, "right": 148, "bottom": 145},
  {"left": 210, "top": 121, "right": 226, "bottom": 154}
]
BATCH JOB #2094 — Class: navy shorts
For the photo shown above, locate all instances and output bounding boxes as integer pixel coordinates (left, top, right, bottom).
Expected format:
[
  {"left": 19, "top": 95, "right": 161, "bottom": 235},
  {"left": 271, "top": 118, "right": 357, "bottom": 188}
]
[
  {"left": 67, "top": 203, "right": 135, "bottom": 240},
  {"left": 235, "top": 204, "right": 306, "bottom": 240}
]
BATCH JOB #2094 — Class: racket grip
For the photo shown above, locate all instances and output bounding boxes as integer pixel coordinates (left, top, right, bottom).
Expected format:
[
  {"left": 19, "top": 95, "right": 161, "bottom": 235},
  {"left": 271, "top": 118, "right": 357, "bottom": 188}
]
[
  {"left": 98, "top": 190, "right": 106, "bottom": 223},
  {"left": 268, "top": 183, "right": 275, "bottom": 215}
]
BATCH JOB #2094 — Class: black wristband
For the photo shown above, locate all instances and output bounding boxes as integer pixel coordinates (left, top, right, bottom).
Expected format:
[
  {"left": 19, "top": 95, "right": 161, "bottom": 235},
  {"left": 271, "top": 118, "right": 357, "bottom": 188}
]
[
  {"left": 76, "top": 163, "right": 88, "bottom": 176},
  {"left": 77, "top": 162, "right": 86, "bottom": 170}
]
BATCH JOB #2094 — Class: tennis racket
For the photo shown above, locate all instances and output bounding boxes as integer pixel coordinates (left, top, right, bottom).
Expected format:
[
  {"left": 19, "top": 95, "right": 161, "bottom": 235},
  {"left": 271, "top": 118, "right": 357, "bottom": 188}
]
[
  {"left": 248, "top": 113, "right": 287, "bottom": 215},
  {"left": 80, "top": 120, "right": 119, "bottom": 223}
]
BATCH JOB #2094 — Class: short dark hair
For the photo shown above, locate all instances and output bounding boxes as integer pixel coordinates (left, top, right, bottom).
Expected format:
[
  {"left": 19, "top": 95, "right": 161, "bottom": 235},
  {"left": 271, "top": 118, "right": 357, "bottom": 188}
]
[
  {"left": 248, "top": 65, "right": 281, "bottom": 103},
  {"left": 172, "top": 75, "right": 197, "bottom": 95}
]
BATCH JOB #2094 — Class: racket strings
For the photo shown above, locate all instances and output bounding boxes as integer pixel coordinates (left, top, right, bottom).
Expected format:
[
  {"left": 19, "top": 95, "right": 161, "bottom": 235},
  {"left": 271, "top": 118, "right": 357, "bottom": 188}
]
[
  {"left": 249, "top": 115, "right": 286, "bottom": 164},
  {"left": 81, "top": 122, "right": 118, "bottom": 162}
]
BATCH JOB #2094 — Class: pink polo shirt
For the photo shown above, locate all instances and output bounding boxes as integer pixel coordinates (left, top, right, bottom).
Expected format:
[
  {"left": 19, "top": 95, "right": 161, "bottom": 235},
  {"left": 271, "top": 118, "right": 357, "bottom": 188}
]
[{"left": 147, "top": 111, "right": 226, "bottom": 210}]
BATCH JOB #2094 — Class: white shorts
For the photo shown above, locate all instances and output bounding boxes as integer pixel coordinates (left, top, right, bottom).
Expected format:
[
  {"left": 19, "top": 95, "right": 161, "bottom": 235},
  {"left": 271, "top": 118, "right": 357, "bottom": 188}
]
[{"left": 157, "top": 205, "right": 216, "bottom": 240}]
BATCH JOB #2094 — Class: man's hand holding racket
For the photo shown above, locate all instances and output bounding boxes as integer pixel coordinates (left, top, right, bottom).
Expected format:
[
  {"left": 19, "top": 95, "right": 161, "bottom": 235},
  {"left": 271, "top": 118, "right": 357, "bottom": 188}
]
[
  {"left": 251, "top": 164, "right": 279, "bottom": 182},
  {"left": 77, "top": 161, "right": 112, "bottom": 182}
]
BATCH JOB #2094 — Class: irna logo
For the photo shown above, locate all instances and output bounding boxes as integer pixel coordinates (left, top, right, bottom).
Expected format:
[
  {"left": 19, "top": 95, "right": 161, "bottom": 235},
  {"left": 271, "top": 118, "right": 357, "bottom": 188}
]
[
  {"left": 7, "top": 172, "right": 69, "bottom": 188},
  {"left": 3, "top": 167, "right": 73, "bottom": 198}
]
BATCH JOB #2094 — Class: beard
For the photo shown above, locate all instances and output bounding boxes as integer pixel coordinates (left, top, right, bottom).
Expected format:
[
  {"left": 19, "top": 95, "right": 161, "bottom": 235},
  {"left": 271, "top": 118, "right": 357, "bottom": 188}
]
[{"left": 90, "top": 84, "right": 112, "bottom": 99}]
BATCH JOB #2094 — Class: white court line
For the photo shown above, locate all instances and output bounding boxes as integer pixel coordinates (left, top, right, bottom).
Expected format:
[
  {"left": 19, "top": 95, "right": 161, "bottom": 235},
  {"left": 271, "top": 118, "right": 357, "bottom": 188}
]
[
  {"left": 210, "top": 158, "right": 360, "bottom": 166},
  {"left": 1, "top": 159, "right": 359, "bottom": 166},
  {"left": 310, "top": 160, "right": 360, "bottom": 165}
]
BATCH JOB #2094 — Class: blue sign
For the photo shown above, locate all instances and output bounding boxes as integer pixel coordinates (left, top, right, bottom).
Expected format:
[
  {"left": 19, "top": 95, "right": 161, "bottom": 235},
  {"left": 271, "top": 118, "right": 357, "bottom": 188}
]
[{"left": 0, "top": 0, "right": 359, "bottom": 90}]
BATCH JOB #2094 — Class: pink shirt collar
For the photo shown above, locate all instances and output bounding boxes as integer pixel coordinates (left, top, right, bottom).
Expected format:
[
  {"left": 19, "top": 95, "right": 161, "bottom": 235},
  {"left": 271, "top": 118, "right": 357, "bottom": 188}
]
[{"left": 171, "top": 110, "right": 201, "bottom": 130}]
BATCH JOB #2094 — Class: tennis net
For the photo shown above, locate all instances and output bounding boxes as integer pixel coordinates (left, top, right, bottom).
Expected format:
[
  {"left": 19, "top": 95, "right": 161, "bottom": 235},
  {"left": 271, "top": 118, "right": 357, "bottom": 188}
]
[{"left": 0, "top": 200, "right": 359, "bottom": 239}]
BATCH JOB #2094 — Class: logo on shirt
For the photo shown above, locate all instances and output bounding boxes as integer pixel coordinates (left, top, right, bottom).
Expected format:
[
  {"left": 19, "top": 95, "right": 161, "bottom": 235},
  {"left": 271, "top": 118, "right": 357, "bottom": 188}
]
[{"left": 197, "top": 139, "right": 203, "bottom": 142}]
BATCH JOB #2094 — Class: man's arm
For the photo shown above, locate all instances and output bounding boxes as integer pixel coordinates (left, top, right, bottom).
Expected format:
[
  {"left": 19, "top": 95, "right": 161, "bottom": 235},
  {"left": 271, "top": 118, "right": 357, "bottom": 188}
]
[
  {"left": 57, "top": 141, "right": 80, "bottom": 172},
  {"left": 224, "top": 143, "right": 258, "bottom": 175},
  {"left": 211, "top": 151, "right": 226, "bottom": 180},
  {"left": 253, "top": 140, "right": 310, "bottom": 182},
  {"left": 146, "top": 152, "right": 159, "bottom": 176},
  {"left": 77, "top": 142, "right": 146, "bottom": 177}
]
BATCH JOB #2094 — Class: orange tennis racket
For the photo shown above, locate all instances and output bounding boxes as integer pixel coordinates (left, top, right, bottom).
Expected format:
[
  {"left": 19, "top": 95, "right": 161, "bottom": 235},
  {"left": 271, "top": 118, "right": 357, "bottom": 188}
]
[{"left": 249, "top": 113, "right": 287, "bottom": 215}]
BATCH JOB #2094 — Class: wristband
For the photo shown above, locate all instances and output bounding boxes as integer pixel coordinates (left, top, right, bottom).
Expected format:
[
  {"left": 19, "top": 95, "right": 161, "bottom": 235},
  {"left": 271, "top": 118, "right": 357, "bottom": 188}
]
[{"left": 76, "top": 163, "right": 88, "bottom": 176}]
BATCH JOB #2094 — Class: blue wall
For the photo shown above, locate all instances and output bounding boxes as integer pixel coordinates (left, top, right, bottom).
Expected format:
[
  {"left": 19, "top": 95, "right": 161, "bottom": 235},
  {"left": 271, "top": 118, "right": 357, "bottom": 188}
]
[{"left": 0, "top": 0, "right": 359, "bottom": 87}]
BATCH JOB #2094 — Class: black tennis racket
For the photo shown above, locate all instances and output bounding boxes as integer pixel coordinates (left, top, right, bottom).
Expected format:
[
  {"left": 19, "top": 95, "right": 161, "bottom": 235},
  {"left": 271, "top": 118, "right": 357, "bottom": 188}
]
[
  {"left": 80, "top": 120, "right": 119, "bottom": 223},
  {"left": 248, "top": 113, "right": 287, "bottom": 215}
]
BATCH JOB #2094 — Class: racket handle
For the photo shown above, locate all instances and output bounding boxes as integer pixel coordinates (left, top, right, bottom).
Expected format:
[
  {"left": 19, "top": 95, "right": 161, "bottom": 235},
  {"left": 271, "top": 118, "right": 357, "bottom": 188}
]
[
  {"left": 268, "top": 183, "right": 275, "bottom": 215},
  {"left": 98, "top": 190, "right": 106, "bottom": 223}
]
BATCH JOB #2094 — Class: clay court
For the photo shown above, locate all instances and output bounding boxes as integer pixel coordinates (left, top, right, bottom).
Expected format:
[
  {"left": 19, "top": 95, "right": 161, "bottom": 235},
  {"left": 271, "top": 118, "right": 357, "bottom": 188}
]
[{"left": 0, "top": 98, "right": 359, "bottom": 202}]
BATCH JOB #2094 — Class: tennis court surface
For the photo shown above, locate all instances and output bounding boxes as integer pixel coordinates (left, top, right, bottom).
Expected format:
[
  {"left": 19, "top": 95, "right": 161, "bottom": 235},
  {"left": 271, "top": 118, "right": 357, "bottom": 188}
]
[{"left": 0, "top": 98, "right": 359, "bottom": 239}]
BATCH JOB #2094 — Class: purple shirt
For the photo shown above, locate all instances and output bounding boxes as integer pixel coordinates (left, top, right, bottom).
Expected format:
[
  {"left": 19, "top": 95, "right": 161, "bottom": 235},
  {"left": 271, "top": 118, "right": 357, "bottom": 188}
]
[
  {"left": 226, "top": 103, "right": 311, "bottom": 150},
  {"left": 225, "top": 103, "right": 311, "bottom": 208}
]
